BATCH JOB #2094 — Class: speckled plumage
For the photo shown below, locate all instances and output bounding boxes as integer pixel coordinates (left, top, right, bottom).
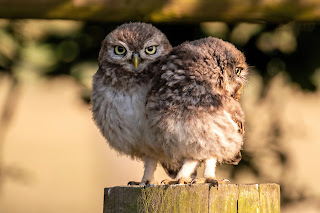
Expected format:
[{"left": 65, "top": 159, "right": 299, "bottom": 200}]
[
  {"left": 146, "top": 37, "right": 248, "bottom": 181},
  {"left": 92, "top": 24, "right": 248, "bottom": 184},
  {"left": 91, "top": 22, "right": 172, "bottom": 184}
]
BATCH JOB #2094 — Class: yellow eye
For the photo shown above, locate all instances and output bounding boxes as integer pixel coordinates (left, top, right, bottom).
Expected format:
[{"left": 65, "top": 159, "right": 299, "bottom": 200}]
[
  {"left": 145, "top": 46, "right": 157, "bottom": 55},
  {"left": 235, "top": 67, "right": 243, "bottom": 76},
  {"left": 114, "top": 46, "right": 126, "bottom": 55}
]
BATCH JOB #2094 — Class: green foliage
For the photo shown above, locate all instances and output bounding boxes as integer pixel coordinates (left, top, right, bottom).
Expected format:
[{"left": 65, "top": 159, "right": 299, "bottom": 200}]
[
  {"left": 0, "top": 20, "right": 319, "bottom": 207},
  {"left": 1, "top": 21, "right": 320, "bottom": 97}
]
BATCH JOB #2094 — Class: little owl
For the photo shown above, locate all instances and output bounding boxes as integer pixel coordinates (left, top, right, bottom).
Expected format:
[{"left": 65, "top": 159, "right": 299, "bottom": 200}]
[
  {"left": 146, "top": 37, "right": 248, "bottom": 184},
  {"left": 92, "top": 23, "right": 248, "bottom": 185},
  {"left": 91, "top": 22, "right": 172, "bottom": 185}
]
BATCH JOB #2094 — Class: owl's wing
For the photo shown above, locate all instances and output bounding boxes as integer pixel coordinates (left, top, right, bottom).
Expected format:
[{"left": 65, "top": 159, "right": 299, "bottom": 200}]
[
  {"left": 146, "top": 48, "right": 245, "bottom": 168},
  {"left": 234, "top": 115, "right": 245, "bottom": 135},
  {"left": 226, "top": 116, "right": 244, "bottom": 165},
  {"left": 146, "top": 53, "right": 223, "bottom": 115},
  {"left": 226, "top": 100, "right": 245, "bottom": 165}
]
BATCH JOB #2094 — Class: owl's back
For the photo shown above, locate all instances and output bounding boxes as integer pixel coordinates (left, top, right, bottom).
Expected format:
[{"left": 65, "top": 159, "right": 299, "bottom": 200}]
[{"left": 146, "top": 37, "right": 245, "bottom": 164}]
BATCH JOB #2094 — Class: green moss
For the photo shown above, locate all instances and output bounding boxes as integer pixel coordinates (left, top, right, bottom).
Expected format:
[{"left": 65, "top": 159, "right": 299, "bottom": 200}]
[
  {"left": 137, "top": 185, "right": 208, "bottom": 213},
  {"left": 105, "top": 184, "right": 280, "bottom": 213}
]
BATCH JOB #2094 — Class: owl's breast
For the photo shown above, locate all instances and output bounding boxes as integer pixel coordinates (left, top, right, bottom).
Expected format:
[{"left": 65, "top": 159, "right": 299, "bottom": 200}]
[
  {"left": 147, "top": 105, "right": 244, "bottom": 163},
  {"left": 92, "top": 84, "right": 150, "bottom": 156}
]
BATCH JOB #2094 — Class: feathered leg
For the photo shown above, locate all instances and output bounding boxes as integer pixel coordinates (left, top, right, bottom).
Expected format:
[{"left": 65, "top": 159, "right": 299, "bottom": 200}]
[
  {"left": 204, "top": 158, "right": 217, "bottom": 179},
  {"left": 192, "top": 158, "right": 218, "bottom": 184},
  {"left": 128, "top": 157, "right": 158, "bottom": 186},
  {"left": 192, "top": 158, "right": 230, "bottom": 185},
  {"left": 161, "top": 159, "right": 199, "bottom": 185}
]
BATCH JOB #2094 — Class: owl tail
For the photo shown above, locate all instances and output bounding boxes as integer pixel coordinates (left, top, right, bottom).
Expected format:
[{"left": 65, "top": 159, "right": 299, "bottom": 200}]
[{"left": 160, "top": 161, "right": 198, "bottom": 179}]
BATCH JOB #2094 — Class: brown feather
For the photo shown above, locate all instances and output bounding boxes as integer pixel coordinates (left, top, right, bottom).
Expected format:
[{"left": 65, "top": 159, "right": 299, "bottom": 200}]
[{"left": 146, "top": 37, "right": 248, "bottom": 165}]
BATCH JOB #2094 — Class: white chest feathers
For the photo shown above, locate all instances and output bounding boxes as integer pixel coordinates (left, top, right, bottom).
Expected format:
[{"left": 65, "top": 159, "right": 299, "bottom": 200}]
[{"left": 92, "top": 85, "right": 149, "bottom": 155}]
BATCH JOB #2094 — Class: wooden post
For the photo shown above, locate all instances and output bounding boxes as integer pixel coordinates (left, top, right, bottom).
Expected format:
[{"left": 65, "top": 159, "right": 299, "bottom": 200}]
[{"left": 104, "top": 183, "right": 280, "bottom": 213}]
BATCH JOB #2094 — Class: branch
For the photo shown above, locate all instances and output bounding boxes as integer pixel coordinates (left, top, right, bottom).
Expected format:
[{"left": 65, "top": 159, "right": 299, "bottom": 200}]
[{"left": 0, "top": 0, "right": 320, "bottom": 22}]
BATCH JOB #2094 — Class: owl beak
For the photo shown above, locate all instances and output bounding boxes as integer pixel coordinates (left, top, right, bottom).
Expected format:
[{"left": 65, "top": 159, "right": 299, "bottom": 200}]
[{"left": 132, "top": 54, "right": 140, "bottom": 68}]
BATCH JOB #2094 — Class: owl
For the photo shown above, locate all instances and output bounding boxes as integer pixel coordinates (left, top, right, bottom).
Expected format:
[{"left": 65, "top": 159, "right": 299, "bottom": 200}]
[
  {"left": 91, "top": 22, "right": 172, "bottom": 185},
  {"left": 146, "top": 37, "right": 248, "bottom": 184}
]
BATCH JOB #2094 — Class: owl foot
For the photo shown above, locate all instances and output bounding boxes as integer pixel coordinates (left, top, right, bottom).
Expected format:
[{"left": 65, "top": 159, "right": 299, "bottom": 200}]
[
  {"left": 217, "top": 179, "right": 231, "bottom": 184},
  {"left": 191, "top": 177, "right": 218, "bottom": 185},
  {"left": 191, "top": 178, "right": 230, "bottom": 186},
  {"left": 161, "top": 177, "right": 192, "bottom": 185},
  {"left": 127, "top": 180, "right": 158, "bottom": 186}
]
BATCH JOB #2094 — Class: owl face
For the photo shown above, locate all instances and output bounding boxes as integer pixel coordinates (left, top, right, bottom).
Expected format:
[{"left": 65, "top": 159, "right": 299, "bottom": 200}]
[
  {"left": 223, "top": 48, "right": 248, "bottom": 100},
  {"left": 182, "top": 37, "right": 248, "bottom": 100},
  {"left": 99, "top": 22, "right": 172, "bottom": 73}
]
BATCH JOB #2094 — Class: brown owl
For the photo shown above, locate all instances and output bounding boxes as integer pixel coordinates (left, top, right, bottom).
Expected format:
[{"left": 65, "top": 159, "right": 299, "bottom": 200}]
[
  {"left": 91, "top": 22, "right": 172, "bottom": 185},
  {"left": 146, "top": 37, "right": 248, "bottom": 184}
]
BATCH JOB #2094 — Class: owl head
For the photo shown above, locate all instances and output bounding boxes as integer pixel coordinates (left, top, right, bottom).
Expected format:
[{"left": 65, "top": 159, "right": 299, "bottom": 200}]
[
  {"left": 174, "top": 37, "right": 248, "bottom": 100},
  {"left": 98, "top": 22, "right": 172, "bottom": 74},
  {"left": 213, "top": 38, "right": 249, "bottom": 101}
]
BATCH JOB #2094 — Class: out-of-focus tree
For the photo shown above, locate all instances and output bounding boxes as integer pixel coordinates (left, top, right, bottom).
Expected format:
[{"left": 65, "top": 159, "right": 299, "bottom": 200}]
[
  {"left": 1, "top": 20, "right": 320, "bottom": 209},
  {"left": 2, "top": 0, "right": 320, "bottom": 22}
]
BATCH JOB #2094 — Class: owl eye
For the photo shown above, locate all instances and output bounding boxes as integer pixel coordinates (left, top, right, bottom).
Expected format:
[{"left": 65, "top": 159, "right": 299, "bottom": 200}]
[
  {"left": 145, "top": 46, "right": 157, "bottom": 55},
  {"left": 114, "top": 45, "right": 126, "bottom": 55},
  {"left": 235, "top": 67, "right": 243, "bottom": 76}
]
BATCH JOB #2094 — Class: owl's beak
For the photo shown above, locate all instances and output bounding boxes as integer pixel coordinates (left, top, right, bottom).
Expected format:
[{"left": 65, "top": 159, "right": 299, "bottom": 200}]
[{"left": 132, "top": 53, "right": 141, "bottom": 68}]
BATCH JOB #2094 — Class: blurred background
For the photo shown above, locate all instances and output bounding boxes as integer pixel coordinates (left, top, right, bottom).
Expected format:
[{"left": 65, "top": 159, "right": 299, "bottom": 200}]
[{"left": 0, "top": 13, "right": 320, "bottom": 213}]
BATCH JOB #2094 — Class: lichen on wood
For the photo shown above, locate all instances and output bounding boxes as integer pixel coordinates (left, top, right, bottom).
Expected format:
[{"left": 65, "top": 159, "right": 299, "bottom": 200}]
[{"left": 104, "top": 183, "right": 280, "bottom": 213}]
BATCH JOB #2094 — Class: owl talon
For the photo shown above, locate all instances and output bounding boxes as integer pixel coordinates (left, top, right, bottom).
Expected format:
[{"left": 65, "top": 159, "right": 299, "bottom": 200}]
[
  {"left": 219, "top": 179, "right": 231, "bottom": 184},
  {"left": 127, "top": 180, "right": 158, "bottom": 186},
  {"left": 127, "top": 181, "right": 141, "bottom": 186},
  {"left": 192, "top": 177, "right": 218, "bottom": 185},
  {"left": 191, "top": 178, "right": 231, "bottom": 188},
  {"left": 145, "top": 180, "right": 158, "bottom": 186},
  {"left": 161, "top": 179, "right": 174, "bottom": 185},
  {"left": 178, "top": 177, "right": 192, "bottom": 184},
  {"left": 161, "top": 177, "right": 192, "bottom": 185}
]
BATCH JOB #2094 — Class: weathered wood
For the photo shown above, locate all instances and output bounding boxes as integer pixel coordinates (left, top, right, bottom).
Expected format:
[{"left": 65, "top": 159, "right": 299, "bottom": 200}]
[
  {"left": 209, "top": 184, "right": 238, "bottom": 213},
  {"left": 1, "top": 0, "right": 320, "bottom": 22},
  {"left": 104, "top": 183, "right": 280, "bottom": 213},
  {"left": 259, "top": 184, "right": 281, "bottom": 213},
  {"left": 104, "top": 185, "right": 209, "bottom": 213},
  {"left": 238, "top": 184, "right": 260, "bottom": 213}
]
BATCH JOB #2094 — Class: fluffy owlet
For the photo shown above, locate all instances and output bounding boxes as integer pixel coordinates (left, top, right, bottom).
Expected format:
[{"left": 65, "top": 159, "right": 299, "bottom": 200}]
[
  {"left": 146, "top": 37, "right": 248, "bottom": 184},
  {"left": 91, "top": 22, "right": 172, "bottom": 185}
]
